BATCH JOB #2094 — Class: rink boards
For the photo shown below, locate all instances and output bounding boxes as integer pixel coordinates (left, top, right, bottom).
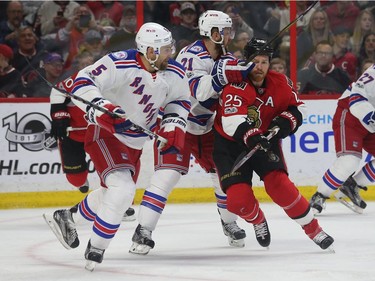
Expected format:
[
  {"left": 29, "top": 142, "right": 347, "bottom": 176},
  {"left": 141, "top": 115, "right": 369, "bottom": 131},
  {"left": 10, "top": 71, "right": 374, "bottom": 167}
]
[{"left": 0, "top": 99, "right": 374, "bottom": 208}]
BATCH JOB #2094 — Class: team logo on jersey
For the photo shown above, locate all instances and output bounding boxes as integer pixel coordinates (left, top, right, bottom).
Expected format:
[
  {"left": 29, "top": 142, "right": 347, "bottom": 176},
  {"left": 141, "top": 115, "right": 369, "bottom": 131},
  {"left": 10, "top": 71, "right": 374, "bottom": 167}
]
[
  {"left": 190, "top": 46, "right": 203, "bottom": 53},
  {"left": 224, "top": 107, "right": 238, "bottom": 115},
  {"left": 247, "top": 106, "right": 260, "bottom": 127},
  {"left": 186, "top": 71, "right": 194, "bottom": 79},
  {"left": 267, "top": 151, "right": 280, "bottom": 162},
  {"left": 113, "top": 51, "right": 128, "bottom": 60}
]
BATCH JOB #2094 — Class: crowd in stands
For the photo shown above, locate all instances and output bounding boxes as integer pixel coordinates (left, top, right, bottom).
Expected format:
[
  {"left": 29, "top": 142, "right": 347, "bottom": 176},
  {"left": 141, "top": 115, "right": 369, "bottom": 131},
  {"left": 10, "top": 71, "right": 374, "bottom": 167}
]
[{"left": 0, "top": 0, "right": 375, "bottom": 98}]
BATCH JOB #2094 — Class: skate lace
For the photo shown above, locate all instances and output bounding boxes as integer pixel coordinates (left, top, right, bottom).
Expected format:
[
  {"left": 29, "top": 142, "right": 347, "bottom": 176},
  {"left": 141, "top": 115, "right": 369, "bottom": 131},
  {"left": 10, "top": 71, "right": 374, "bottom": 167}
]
[
  {"left": 254, "top": 222, "right": 268, "bottom": 239},
  {"left": 89, "top": 245, "right": 104, "bottom": 255},
  {"left": 311, "top": 193, "right": 326, "bottom": 207},
  {"left": 61, "top": 211, "right": 77, "bottom": 244},
  {"left": 342, "top": 182, "right": 362, "bottom": 203},
  {"left": 312, "top": 231, "right": 328, "bottom": 244},
  {"left": 139, "top": 226, "right": 152, "bottom": 239},
  {"left": 224, "top": 222, "right": 241, "bottom": 233}
]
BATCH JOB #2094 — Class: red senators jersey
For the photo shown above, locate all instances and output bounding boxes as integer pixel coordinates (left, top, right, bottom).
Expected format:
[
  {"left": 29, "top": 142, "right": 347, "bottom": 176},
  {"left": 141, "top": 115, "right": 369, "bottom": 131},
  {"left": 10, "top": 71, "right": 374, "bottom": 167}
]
[
  {"left": 215, "top": 70, "right": 304, "bottom": 140},
  {"left": 51, "top": 73, "right": 87, "bottom": 142}
]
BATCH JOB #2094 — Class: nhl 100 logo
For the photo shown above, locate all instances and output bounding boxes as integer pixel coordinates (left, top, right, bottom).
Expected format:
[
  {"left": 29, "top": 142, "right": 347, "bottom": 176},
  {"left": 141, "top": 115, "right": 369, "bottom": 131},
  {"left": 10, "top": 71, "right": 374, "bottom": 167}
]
[{"left": 2, "top": 112, "right": 52, "bottom": 152}]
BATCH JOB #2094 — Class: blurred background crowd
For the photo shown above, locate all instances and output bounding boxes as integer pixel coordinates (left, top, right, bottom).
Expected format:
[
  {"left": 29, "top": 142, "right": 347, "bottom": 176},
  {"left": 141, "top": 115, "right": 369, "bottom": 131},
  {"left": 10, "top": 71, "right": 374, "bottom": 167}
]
[{"left": 0, "top": 0, "right": 374, "bottom": 98}]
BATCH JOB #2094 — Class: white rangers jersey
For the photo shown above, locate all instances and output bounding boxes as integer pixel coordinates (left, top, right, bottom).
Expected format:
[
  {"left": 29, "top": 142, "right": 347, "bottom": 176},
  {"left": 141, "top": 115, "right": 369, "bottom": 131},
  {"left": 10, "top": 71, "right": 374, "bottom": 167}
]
[
  {"left": 70, "top": 49, "right": 191, "bottom": 149},
  {"left": 340, "top": 63, "right": 375, "bottom": 133},
  {"left": 176, "top": 40, "right": 235, "bottom": 135}
]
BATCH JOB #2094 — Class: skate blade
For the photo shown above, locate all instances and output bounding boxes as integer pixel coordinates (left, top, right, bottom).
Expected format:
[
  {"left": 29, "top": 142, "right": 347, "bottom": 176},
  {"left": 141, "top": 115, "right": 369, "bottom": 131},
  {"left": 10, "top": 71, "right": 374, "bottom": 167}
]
[
  {"left": 334, "top": 192, "right": 364, "bottom": 214},
  {"left": 326, "top": 246, "right": 335, "bottom": 253},
  {"left": 129, "top": 242, "right": 151, "bottom": 255},
  {"left": 228, "top": 237, "right": 245, "bottom": 248},
  {"left": 122, "top": 214, "right": 136, "bottom": 222},
  {"left": 85, "top": 260, "right": 98, "bottom": 271},
  {"left": 42, "top": 213, "right": 71, "bottom": 250}
]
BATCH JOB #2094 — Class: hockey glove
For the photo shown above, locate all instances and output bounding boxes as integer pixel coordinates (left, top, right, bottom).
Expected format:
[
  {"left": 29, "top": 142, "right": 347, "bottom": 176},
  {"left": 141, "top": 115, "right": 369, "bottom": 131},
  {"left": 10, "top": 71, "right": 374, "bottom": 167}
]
[
  {"left": 243, "top": 128, "right": 270, "bottom": 151},
  {"left": 86, "top": 98, "right": 133, "bottom": 134},
  {"left": 51, "top": 110, "right": 70, "bottom": 140},
  {"left": 362, "top": 111, "right": 375, "bottom": 132},
  {"left": 211, "top": 59, "right": 255, "bottom": 92},
  {"left": 268, "top": 111, "right": 298, "bottom": 139},
  {"left": 156, "top": 114, "right": 187, "bottom": 155}
]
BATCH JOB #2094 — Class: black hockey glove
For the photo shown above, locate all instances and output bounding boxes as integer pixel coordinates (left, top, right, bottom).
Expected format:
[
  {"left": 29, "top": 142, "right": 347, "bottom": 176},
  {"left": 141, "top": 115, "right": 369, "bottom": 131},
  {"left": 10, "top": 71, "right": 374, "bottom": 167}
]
[
  {"left": 50, "top": 110, "right": 70, "bottom": 140},
  {"left": 268, "top": 111, "right": 298, "bottom": 139},
  {"left": 243, "top": 128, "right": 271, "bottom": 151}
]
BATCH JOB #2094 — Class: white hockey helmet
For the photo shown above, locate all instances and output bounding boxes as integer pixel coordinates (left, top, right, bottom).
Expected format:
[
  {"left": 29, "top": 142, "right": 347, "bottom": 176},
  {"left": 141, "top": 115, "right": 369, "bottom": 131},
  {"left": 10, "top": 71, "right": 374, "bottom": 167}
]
[
  {"left": 199, "top": 10, "right": 233, "bottom": 43},
  {"left": 136, "top": 22, "right": 175, "bottom": 55}
]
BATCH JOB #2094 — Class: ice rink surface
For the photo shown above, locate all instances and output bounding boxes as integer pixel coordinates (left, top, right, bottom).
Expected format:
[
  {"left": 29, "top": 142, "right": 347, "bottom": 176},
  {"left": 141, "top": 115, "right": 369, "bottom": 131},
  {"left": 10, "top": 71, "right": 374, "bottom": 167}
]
[{"left": 1, "top": 202, "right": 375, "bottom": 281}]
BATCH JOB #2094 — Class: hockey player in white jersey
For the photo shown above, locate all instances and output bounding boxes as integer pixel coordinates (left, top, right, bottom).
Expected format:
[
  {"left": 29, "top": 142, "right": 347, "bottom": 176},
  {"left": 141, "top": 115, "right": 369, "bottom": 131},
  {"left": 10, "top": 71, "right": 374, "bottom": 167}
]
[
  {"left": 310, "top": 63, "right": 375, "bottom": 214},
  {"left": 130, "top": 10, "right": 256, "bottom": 255},
  {"left": 43, "top": 22, "right": 191, "bottom": 271}
]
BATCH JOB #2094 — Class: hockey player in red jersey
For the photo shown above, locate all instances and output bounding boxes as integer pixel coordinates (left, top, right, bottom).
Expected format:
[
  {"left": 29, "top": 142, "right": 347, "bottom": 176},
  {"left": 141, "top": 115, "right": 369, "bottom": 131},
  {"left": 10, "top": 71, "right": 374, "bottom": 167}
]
[
  {"left": 49, "top": 74, "right": 90, "bottom": 193},
  {"left": 213, "top": 38, "right": 334, "bottom": 250},
  {"left": 43, "top": 22, "right": 191, "bottom": 271}
]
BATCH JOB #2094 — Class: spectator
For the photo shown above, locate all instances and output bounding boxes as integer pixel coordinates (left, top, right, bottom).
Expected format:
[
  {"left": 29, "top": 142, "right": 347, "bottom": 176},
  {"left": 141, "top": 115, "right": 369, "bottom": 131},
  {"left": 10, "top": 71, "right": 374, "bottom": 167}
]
[
  {"left": 63, "top": 51, "right": 94, "bottom": 79},
  {"left": 230, "top": 47, "right": 244, "bottom": 60},
  {"left": 106, "top": 4, "right": 137, "bottom": 52},
  {"left": 241, "top": 1, "right": 279, "bottom": 38},
  {"left": 297, "top": 9, "right": 332, "bottom": 69},
  {"left": 25, "top": 52, "right": 64, "bottom": 97},
  {"left": 279, "top": 1, "right": 315, "bottom": 35},
  {"left": 171, "top": 2, "right": 199, "bottom": 52},
  {"left": 0, "top": 43, "right": 26, "bottom": 98},
  {"left": 297, "top": 41, "right": 351, "bottom": 95},
  {"left": 79, "top": 29, "right": 105, "bottom": 62},
  {"left": 358, "top": 32, "right": 375, "bottom": 63},
  {"left": 11, "top": 26, "right": 44, "bottom": 80},
  {"left": 86, "top": 1, "right": 124, "bottom": 27},
  {"left": 37, "top": 1, "right": 80, "bottom": 39},
  {"left": 270, "top": 57, "right": 287, "bottom": 74},
  {"left": 223, "top": 3, "right": 254, "bottom": 39},
  {"left": 324, "top": 1, "right": 360, "bottom": 32},
  {"left": 331, "top": 26, "right": 358, "bottom": 81},
  {"left": 350, "top": 9, "right": 375, "bottom": 56},
  {"left": 56, "top": 4, "right": 98, "bottom": 69},
  {"left": 0, "top": 1, "right": 27, "bottom": 49},
  {"left": 228, "top": 31, "right": 250, "bottom": 54},
  {"left": 360, "top": 58, "right": 374, "bottom": 75}
]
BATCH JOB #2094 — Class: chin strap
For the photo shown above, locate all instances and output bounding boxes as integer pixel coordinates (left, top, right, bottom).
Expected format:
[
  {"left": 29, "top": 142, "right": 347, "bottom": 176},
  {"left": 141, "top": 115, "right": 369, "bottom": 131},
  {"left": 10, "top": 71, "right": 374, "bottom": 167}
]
[
  {"left": 145, "top": 52, "right": 159, "bottom": 71},
  {"left": 209, "top": 35, "right": 227, "bottom": 55}
]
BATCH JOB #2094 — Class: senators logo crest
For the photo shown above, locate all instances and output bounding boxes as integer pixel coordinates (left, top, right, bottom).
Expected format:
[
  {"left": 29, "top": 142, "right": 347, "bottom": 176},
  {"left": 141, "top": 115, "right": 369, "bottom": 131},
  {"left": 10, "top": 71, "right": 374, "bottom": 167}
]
[{"left": 247, "top": 97, "right": 264, "bottom": 127}]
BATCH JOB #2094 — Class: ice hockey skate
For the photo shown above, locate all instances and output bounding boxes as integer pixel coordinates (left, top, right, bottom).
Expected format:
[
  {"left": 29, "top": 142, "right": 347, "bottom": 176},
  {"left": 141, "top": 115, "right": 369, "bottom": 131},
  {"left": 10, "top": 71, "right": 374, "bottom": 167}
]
[
  {"left": 221, "top": 220, "right": 246, "bottom": 247},
  {"left": 43, "top": 209, "right": 79, "bottom": 249},
  {"left": 129, "top": 224, "right": 155, "bottom": 255},
  {"left": 122, "top": 207, "right": 136, "bottom": 221},
  {"left": 334, "top": 176, "right": 367, "bottom": 214},
  {"left": 253, "top": 219, "right": 271, "bottom": 248},
  {"left": 85, "top": 240, "right": 105, "bottom": 271},
  {"left": 303, "top": 218, "right": 334, "bottom": 251},
  {"left": 79, "top": 181, "right": 89, "bottom": 193},
  {"left": 310, "top": 192, "right": 329, "bottom": 214}
]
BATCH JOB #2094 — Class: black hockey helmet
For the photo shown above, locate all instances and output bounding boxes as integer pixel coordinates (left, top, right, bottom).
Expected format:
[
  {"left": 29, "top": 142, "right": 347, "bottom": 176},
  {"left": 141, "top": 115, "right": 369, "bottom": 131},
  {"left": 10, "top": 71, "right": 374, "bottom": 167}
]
[{"left": 244, "top": 37, "right": 273, "bottom": 60}]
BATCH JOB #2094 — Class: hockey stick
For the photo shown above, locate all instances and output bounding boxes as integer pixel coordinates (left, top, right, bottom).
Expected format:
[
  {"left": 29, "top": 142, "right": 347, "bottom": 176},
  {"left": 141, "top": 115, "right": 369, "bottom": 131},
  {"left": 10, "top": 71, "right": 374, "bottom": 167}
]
[
  {"left": 230, "top": 126, "right": 280, "bottom": 173},
  {"left": 24, "top": 58, "right": 167, "bottom": 145},
  {"left": 242, "top": 1, "right": 318, "bottom": 64}
]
